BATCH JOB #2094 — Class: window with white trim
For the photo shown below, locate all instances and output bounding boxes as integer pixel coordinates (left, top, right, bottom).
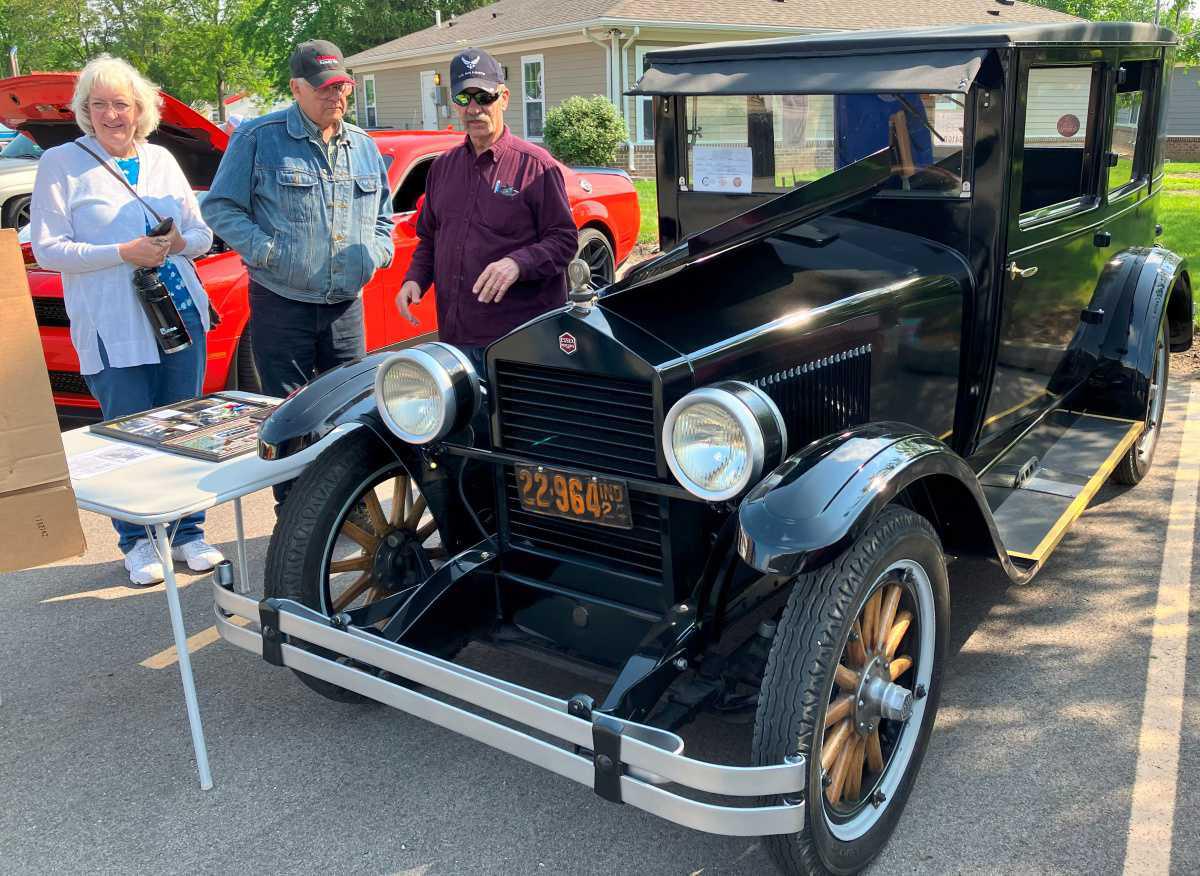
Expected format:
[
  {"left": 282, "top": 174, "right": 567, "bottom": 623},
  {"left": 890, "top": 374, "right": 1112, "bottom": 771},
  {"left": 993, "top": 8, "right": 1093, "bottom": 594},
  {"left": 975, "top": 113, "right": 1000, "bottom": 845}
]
[
  {"left": 521, "top": 54, "right": 544, "bottom": 139},
  {"left": 361, "top": 74, "right": 377, "bottom": 128},
  {"left": 632, "top": 45, "right": 668, "bottom": 144}
]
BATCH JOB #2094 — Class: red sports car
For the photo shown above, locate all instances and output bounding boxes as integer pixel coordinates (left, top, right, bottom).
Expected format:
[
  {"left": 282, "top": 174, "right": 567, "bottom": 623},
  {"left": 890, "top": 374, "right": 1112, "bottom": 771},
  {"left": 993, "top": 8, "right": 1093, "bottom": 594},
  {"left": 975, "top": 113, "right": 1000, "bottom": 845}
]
[{"left": 1, "top": 73, "right": 640, "bottom": 423}]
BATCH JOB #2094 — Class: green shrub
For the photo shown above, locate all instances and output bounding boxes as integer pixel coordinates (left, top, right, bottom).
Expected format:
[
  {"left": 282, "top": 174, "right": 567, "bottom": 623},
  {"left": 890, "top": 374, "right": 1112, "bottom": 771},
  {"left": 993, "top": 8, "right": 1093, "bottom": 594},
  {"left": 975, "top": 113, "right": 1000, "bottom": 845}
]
[{"left": 543, "top": 95, "right": 628, "bottom": 166}]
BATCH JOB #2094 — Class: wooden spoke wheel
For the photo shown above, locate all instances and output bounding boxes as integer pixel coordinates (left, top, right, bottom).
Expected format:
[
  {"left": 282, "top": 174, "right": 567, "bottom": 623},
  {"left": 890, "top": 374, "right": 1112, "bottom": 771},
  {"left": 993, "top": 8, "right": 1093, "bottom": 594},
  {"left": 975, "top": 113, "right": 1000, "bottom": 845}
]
[
  {"left": 753, "top": 507, "right": 948, "bottom": 875},
  {"left": 819, "top": 564, "right": 926, "bottom": 825},
  {"left": 324, "top": 467, "right": 446, "bottom": 620},
  {"left": 265, "top": 426, "right": 451, "bottom": 703}
]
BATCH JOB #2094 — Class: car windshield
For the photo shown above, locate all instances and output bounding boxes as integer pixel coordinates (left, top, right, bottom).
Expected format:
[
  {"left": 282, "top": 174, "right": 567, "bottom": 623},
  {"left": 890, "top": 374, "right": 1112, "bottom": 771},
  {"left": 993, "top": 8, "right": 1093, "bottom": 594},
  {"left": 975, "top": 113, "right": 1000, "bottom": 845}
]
[
  {"left": 1, "top": 133, "right": 44, "bottom": 161},
  {"left": 684, "top": 92, "right": 966, "bottom": 197}
]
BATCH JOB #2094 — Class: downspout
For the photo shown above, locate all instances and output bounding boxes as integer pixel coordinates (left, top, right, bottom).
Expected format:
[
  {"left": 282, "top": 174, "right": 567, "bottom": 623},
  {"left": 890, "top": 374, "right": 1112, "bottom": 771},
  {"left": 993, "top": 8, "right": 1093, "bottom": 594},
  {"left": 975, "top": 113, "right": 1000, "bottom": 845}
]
[
  {"left": 618, "top": 26, "right": 640, "bottom": 172},
  {"left": 582, "top": 27, "right": 612, "bottom": 103}
]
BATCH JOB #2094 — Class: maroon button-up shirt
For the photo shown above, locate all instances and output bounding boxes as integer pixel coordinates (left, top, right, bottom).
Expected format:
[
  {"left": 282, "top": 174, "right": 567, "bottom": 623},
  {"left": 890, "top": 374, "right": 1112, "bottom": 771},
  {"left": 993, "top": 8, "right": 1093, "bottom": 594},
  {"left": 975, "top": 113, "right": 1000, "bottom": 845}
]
[{"left": 404, "top": 128, "right": 578, "bottom": 347}]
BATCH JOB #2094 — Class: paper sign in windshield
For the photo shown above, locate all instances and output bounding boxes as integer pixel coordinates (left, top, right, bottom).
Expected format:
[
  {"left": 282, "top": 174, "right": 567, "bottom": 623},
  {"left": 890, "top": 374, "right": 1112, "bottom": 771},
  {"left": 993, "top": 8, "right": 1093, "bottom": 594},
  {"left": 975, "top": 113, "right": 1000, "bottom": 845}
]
[{"left": 693, "top": 146, "right": 753, "bottom": 194}]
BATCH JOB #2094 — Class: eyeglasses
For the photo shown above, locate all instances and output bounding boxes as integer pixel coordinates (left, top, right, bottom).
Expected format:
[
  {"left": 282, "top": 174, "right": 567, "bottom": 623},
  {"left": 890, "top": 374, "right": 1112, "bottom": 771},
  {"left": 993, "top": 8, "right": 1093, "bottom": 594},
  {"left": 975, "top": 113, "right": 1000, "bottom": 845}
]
[
  {"left": 88, "top": 100, "right": 134, "bottom": 114},
  {"left": 316, "top": 82, "right": 354, "bottom": 99},
  {"left": 452, "top": 90, "right": 502, "bottom": 107}
]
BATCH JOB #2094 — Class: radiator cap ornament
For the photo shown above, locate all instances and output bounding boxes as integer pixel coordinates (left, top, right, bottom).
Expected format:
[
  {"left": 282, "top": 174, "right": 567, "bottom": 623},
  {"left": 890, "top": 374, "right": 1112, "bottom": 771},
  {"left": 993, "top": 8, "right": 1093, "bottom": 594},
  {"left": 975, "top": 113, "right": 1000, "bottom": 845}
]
[{"left": 559, "top": 332, "right": 577, "bottom": 355}]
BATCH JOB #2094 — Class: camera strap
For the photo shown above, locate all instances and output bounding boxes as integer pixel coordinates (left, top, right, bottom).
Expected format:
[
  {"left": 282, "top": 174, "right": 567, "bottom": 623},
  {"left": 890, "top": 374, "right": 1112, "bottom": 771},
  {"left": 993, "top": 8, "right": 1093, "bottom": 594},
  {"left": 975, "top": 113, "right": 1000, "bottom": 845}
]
[{"left": 75, "top": 140, "right": 221, "bottom": 327}]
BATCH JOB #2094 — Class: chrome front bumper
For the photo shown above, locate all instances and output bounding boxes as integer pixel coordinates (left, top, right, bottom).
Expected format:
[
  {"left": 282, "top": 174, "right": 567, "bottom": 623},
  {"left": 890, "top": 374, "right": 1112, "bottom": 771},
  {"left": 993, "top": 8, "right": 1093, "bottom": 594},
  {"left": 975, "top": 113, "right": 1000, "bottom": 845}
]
[{"left": 213, "top": 581, "right": 806, "bottom": 837}]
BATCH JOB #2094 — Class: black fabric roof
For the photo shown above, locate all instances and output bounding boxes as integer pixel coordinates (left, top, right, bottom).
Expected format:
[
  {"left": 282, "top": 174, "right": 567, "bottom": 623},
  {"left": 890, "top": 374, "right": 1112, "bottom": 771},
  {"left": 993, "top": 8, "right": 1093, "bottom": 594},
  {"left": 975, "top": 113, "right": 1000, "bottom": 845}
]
[{"left": 628, "top": 22, "right": 1174, "bottom": 97}]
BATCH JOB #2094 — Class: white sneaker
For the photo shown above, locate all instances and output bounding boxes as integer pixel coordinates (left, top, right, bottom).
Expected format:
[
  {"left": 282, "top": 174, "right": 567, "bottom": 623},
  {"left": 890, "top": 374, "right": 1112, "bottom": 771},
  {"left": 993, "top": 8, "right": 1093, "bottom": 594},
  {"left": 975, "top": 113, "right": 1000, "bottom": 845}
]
[
  {"left": 172, "top": 539, "right": 225, "bottom": 572},
  {"left": 124, "top": 538, "right": 165, "bottom": 587}
]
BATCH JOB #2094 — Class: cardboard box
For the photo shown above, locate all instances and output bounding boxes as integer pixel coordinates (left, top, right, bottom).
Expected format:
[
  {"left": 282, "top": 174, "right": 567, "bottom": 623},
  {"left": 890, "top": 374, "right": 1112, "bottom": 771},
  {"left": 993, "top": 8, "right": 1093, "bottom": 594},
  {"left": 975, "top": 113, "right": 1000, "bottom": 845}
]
[{"left": 0, "top": 229, "right": 86, "bottom": 573}]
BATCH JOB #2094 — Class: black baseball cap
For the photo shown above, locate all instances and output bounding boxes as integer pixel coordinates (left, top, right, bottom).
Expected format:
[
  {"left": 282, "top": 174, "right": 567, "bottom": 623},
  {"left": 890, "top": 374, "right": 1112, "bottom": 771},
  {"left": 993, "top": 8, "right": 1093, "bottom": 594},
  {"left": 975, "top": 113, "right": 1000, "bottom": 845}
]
[
  {"left": 451, "top": 48, "right": 504, "bottom": 94},
  {"left": 290, "top": 39, "right": 355, "bottom": 89}
]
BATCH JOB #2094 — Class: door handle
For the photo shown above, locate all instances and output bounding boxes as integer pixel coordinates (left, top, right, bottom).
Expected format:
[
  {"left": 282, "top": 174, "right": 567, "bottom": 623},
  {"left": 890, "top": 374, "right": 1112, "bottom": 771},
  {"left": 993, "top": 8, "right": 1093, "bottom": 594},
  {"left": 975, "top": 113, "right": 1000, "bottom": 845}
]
[{"left": 1008, "top": 261, "right": 1039, "bottom": 281}]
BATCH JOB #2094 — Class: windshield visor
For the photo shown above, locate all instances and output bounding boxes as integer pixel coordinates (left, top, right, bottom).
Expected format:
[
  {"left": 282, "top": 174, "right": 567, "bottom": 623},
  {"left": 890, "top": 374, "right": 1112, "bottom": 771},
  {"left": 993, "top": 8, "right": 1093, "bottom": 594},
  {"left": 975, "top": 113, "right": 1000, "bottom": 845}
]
[{"left": 684, "top": 92, "right": 966, "bottom": 197}]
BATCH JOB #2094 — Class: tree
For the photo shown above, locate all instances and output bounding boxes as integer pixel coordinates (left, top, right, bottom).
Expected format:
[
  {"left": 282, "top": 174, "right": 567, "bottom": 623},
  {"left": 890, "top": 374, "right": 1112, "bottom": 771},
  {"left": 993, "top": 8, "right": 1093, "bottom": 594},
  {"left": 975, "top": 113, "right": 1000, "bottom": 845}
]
[{"left": 1025, "top": 0, "right": 1199, "bottom": 63}]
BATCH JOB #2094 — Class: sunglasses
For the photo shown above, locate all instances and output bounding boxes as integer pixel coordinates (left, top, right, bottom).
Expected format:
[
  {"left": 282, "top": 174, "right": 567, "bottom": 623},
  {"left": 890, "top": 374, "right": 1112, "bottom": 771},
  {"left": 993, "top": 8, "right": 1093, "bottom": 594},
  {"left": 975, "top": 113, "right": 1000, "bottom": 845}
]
[{"left": 452, "top": 90, "right": 502, "bottom": 107}]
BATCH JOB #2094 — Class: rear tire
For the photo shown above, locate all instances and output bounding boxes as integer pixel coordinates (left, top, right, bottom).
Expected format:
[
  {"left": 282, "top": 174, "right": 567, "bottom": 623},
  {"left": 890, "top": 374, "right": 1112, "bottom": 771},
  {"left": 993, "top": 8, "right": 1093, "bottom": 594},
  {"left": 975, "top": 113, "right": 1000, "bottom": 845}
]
[
  {"left": 753, "top": 507, "right": 949, "bottom": 875},
  {"left": 264, "top": 427, "right": 450, "bottom": 703},
  {"left": 1112, "top": 320, "right": 1168, "bottom": 486},
  {"left": 227, "top": 327, "right": 262, "bottom": 393},
  {"left": 2, "top": 194, "right": 31, "bottom": 229}
]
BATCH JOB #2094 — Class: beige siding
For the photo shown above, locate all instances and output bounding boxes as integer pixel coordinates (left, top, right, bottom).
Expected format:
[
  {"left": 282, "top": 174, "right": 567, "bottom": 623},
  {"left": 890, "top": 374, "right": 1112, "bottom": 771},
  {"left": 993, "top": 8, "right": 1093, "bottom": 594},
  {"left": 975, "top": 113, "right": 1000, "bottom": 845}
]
[
  {"left": 356, "top": 43, "right": 607, "bottom": 138},
  {"left": 356, "top": 64, "right": 455, "bottom": 131},
  {"left": 488, "top": 43, "right": 608, "bottom": 139}
]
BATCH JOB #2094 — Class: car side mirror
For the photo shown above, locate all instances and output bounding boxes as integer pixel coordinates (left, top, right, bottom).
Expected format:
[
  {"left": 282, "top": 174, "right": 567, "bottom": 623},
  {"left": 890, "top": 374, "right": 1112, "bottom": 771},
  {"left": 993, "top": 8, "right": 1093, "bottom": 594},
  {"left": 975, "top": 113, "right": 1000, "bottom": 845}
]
[{"left": 1105, "top": 151, "right": 1120, "bottom": 168}]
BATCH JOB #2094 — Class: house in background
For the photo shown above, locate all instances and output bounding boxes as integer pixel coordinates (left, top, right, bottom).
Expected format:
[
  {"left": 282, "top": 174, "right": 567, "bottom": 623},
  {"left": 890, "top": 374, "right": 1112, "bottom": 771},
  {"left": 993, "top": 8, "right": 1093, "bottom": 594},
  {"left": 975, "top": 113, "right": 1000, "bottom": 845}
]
[
  {"left": 343, "top": 0, "right": 1075, "bottom": 173},
  {"left": 1168, "top": 66, "right": 1200, "bottom": 160}
]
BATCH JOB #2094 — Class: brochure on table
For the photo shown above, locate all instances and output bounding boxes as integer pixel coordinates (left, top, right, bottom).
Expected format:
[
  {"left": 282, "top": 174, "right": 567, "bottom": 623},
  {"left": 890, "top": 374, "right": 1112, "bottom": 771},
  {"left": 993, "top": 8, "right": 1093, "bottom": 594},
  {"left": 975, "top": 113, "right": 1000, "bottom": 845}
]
[{"left": 89, "top": 394, "right": 276, "bottom": 462}]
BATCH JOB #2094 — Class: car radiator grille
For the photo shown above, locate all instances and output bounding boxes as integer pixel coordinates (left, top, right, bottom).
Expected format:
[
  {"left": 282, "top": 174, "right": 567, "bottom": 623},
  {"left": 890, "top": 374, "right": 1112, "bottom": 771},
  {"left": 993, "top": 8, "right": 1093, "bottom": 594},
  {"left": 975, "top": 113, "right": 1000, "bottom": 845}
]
[
  {"left": 33, "top": 297, "right": 70, "bottom": 327},
  {"left": 48, "top": 371, "right": 92, "bottom": 397},
  {"left": 494, "top": 360, "right": 664, "bottom": 579}
]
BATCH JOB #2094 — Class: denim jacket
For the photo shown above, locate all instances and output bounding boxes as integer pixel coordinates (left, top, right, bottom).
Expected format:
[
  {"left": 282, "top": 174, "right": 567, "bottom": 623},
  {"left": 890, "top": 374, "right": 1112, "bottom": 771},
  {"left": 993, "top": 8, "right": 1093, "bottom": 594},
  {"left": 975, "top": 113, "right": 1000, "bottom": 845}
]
[{"left": 201, "top": 103, "right": 394, "bottom": 304}]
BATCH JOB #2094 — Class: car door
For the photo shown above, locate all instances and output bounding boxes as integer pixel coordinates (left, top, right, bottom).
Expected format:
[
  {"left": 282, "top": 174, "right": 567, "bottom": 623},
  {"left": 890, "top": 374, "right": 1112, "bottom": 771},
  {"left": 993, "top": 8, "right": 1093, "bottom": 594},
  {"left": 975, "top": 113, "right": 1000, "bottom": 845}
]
[{"left": 979, "top": 49, "right": 1111, "bottom": 447}]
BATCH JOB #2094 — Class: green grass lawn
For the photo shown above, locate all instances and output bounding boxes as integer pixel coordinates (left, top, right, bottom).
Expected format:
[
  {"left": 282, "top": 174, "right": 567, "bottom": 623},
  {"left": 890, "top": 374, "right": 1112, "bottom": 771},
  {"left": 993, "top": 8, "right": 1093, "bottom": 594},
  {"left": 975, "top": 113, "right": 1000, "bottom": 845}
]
[
  {"left": 633, "top": 179, "right": 658, "bottom": 246},
  {"left": 1164, "top": 161, "right": 1200, "bottom": 175}
]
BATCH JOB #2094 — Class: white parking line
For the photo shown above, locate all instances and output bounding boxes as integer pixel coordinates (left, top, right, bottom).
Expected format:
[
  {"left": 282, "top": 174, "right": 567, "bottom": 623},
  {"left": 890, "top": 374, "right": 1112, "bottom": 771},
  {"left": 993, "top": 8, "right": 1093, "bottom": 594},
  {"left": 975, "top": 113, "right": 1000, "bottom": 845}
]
[{"left": 1123, "top": 381, "right": 1198, "bottom": 875}]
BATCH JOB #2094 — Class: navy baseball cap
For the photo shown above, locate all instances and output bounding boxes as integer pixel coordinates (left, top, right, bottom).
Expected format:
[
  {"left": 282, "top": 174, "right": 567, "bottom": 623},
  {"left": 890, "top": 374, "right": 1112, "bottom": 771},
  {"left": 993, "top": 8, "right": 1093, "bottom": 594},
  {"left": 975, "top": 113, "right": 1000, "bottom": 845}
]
[
  {"left": 451, "top": 48, "right": 504, "bottom": 94},
  {"left": 290, "top": 39, "right": 354, "bottom": 89}
]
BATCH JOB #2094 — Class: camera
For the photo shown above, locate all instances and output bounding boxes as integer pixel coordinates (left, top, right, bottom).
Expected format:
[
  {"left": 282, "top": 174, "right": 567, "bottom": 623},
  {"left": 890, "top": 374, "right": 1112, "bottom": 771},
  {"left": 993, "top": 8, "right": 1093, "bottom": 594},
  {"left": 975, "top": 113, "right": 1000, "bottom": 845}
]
[{"left": 133, "top": 217, "right": 192, "bottom": 354}]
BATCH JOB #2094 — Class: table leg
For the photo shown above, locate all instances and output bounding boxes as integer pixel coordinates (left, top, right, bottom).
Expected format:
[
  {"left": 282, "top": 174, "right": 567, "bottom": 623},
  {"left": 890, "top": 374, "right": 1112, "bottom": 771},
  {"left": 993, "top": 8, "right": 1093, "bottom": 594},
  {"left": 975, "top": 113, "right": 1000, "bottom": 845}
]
[
  {"left": 150, "top": 522, "right": 214, "bottom": 791},
  {"left": 233, "top": 497, "right": 250, "bottom": 595}
]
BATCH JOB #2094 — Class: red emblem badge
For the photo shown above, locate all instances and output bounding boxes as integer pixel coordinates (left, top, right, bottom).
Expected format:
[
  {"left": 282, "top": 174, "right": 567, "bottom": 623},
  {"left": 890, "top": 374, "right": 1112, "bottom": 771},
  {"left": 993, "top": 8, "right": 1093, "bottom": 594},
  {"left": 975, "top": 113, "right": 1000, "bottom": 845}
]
[{"left": 559, "top": 332, "right": 577, "bottom": 355}]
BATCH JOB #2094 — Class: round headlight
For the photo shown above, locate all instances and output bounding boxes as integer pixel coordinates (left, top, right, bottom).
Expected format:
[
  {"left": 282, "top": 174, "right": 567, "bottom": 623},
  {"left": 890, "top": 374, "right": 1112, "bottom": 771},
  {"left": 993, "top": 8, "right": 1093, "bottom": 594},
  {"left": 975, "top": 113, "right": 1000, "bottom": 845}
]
[
  {"left": 375, "top": 343, "right": 480, "bottom": 444},
  {"left": 663, "top": 382, "right": 787, "bottom": 501}
]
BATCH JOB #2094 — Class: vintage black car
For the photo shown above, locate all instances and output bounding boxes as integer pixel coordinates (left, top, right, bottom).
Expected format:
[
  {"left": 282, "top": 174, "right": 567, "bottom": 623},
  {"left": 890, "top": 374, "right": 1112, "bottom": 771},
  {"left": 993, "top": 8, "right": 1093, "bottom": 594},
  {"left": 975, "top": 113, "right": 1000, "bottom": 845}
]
[{"left": 214, "top": 22, "right": 1192, "bottom": 874}]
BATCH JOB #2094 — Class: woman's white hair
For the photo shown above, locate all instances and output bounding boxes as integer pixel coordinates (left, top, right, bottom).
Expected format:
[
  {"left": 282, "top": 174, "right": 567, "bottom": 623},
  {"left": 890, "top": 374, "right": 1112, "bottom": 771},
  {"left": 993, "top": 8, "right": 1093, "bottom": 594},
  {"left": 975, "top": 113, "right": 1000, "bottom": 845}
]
[{"left": 71, "top": 54, "right": 162, "bottom": 141}]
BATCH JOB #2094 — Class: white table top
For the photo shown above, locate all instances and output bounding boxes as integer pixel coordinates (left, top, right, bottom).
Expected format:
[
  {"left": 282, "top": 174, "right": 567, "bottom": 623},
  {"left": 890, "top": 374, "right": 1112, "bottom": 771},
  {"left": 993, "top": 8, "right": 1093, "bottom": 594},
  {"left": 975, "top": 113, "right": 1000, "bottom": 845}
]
[{"left": 64, "top": 392, "right": 357, "bottom": 524}]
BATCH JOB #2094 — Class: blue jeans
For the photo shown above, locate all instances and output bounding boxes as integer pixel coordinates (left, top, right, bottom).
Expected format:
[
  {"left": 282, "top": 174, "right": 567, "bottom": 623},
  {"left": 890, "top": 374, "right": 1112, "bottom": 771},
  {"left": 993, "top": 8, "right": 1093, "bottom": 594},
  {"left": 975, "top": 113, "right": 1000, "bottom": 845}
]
[{"left": 83, "top": 307, "right": 208, "bottom": 554}]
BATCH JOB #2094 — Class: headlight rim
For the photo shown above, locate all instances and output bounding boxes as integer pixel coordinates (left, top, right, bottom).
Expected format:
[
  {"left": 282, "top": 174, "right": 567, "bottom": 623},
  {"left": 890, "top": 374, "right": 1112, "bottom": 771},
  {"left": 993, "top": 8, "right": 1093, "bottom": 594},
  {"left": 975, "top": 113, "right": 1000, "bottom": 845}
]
[
  {"left": 373, "top": 343, "right": 479, "bottom": 444},
  {"left": 663, "top": 383, "right": 782, "bottom": 502}
]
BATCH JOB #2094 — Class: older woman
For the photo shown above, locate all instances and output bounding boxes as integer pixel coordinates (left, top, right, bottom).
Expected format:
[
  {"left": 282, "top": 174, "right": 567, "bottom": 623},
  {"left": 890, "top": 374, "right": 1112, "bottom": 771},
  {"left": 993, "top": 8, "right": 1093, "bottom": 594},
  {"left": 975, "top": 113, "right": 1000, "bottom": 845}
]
[{"left": 30, "top": 55, "right": 224, "bottom": 586}]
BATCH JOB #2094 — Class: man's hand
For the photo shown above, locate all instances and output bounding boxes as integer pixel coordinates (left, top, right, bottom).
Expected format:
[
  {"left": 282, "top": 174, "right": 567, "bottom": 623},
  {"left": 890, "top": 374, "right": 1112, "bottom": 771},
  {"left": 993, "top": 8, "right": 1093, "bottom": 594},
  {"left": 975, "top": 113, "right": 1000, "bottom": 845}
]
[
  {"left": 396, "top": 280, "right": 424, "bottom": 325},
  {"left": 473, "top": 257, "right": 520, "bottom": 304}
]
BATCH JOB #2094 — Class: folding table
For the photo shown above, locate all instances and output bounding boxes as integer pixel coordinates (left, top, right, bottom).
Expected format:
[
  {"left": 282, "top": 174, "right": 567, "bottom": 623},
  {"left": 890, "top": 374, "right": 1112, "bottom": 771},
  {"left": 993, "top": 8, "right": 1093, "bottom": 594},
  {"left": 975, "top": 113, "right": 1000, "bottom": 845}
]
[{"left": 62, "top": 394, "right": 352, "bottom": 790}]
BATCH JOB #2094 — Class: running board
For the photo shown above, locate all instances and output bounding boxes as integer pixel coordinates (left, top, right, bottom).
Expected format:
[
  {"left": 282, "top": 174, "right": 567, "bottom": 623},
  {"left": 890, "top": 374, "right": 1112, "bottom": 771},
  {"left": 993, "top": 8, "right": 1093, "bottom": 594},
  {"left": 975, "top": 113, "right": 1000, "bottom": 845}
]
[{"left": 981, "top": 410, "right": 1142, "bottom": 565}]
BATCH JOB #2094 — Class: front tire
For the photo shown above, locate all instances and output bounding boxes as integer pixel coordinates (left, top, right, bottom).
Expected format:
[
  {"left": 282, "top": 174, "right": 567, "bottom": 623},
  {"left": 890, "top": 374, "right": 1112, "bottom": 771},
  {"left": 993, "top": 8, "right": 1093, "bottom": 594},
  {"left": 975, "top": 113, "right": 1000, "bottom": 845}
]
[
  {"left": 264, "top": 427, "right": 448, "bottom": 702},
  {"left": 753, "top": 507, "right": 949, "bottom": 875}
]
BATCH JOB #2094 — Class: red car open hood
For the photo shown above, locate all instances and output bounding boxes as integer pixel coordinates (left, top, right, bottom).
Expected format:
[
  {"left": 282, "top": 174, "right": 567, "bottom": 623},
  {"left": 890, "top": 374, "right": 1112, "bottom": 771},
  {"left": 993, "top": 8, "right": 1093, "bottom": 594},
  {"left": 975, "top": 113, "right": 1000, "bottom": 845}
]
[{"left": 0, "top": 72, "right": 228, "bottom": 187}]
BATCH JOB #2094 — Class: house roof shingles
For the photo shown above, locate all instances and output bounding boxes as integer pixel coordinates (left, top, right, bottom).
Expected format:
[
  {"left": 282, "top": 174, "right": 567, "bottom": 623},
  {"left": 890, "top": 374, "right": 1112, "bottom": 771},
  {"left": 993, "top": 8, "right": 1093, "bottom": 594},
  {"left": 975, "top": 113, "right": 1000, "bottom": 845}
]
[{"left": 345, "top": 0, "right": 1077, "bottom": 66}]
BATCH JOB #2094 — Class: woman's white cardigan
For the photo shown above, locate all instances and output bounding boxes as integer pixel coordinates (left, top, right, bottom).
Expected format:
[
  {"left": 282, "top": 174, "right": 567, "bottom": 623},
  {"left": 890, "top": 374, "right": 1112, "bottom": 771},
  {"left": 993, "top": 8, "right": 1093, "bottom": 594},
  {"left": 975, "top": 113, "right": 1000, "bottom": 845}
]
[{"left": 30, "top": 135, "right": 213, "bottom": 375}]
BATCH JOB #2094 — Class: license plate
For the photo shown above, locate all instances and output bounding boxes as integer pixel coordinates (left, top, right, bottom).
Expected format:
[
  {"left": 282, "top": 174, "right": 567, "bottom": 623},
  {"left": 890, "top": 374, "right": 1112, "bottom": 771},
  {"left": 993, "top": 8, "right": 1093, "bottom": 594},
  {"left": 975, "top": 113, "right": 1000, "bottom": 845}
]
[{"left": 514, "top": 464, "right": 633, "bottom": 530}]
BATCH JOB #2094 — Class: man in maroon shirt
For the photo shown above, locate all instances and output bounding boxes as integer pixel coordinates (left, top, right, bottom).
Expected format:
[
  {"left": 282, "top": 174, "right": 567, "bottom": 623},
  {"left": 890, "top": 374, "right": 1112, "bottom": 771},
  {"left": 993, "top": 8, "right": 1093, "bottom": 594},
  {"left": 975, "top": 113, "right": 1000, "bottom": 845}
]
[{"left": 396, "top": 48, "right": 578, "bottom": 372}]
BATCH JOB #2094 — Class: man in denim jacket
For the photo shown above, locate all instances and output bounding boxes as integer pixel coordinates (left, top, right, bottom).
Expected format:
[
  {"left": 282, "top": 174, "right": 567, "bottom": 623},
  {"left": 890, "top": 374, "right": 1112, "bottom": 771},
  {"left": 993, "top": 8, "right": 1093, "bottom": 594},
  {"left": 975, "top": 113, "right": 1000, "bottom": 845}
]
[{"left": 202, "top": 40, "right": 393, "bottom": 405}]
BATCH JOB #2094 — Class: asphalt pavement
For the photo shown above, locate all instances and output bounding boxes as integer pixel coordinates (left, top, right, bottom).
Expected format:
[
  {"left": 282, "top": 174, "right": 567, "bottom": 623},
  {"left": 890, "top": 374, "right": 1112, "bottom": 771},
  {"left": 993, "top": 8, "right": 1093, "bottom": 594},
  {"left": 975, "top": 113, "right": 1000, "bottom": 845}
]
[{"left": 1, "top": 374, "right": 1197, "bottom": 875}]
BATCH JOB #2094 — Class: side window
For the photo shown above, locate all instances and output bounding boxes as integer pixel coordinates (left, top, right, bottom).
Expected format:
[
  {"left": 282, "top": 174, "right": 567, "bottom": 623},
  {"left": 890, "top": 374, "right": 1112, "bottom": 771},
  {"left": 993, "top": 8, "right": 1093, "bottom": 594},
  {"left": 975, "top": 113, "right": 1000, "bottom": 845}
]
[
  {"left": 392, "top": 158, "right": 432, "bottom": 214},
  {"left": 360, "top": 74, "right": 378, "bottom": 128},
  {"left": 1107, "top": 60, "right": 1155, "bottom": 196},
  {"left": 521, "top": 55, "right": 544, "bottom": 140},
  {"left": 1019, "top": 66, "right": 1099, "bottom": 218}
]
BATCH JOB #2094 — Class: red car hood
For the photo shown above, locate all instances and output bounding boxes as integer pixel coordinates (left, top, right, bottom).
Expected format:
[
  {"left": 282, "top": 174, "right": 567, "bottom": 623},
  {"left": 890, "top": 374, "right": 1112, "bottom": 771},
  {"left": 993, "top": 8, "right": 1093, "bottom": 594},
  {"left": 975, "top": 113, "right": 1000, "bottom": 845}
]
[{"left": 0, "top": 72, "right": 228, "bottom": 187}]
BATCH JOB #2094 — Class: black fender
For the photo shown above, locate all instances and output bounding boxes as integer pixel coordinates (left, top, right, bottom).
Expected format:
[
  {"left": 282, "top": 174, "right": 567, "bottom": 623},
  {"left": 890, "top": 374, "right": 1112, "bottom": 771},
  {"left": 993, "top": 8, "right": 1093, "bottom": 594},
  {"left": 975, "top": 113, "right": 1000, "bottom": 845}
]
[
  {"left": 1081, "top": 247, "right": 1190, "bottom": 420},
  {"left": 257, "top": 332, "right": 438, "bottom": 461},
  {"left": 736, "top": 421, "right": 1029, "bottom": 582}
]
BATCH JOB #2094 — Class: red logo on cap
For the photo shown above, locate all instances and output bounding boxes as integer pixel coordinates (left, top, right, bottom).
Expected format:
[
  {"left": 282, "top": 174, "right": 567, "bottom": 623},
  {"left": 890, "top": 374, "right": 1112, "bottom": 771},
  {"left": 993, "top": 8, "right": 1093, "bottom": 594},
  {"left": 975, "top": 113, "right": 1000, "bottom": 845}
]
[
  {"left": 316, "top": 55, "right": 339, "bottom": 66},
  {"left": 559, "top": 332, "right": 577, "bottom": 355}
]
